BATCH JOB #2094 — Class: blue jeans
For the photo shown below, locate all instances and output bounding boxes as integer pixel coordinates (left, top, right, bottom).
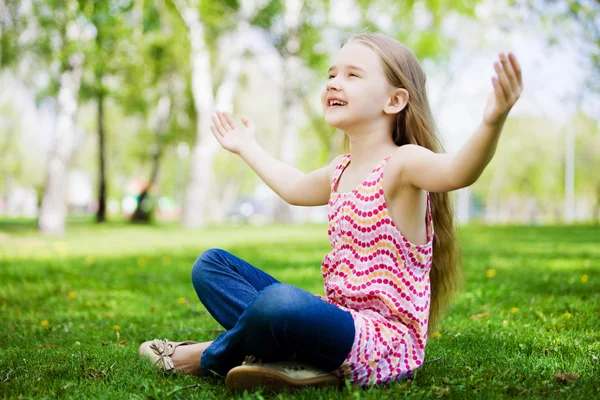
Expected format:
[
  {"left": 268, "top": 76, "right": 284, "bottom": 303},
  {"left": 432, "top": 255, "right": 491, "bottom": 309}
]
[{"left": 191, "top": 248, "right": 355, "bottom": 377}]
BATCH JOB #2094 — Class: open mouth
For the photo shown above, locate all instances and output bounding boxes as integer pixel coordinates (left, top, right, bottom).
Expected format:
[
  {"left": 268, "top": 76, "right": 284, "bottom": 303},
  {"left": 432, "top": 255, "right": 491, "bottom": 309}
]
[{"left": 328, "top": 100, "right": 347, "bottom": 109}]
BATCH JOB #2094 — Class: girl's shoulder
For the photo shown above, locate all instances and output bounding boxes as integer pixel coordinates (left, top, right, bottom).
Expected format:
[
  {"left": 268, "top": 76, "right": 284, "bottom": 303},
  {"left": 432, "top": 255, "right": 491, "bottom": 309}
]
[{"left": 386, "top": 144, "right": 423, "bottom": 177}]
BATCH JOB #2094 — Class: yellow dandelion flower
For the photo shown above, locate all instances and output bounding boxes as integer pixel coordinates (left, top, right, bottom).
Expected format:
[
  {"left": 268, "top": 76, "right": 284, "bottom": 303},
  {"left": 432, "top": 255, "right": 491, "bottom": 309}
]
[
  {"left": 137, "top": 257, "right": 149, "bottom": 267},
  {"left": 432, "top": 332, "right": 442, "bottom": 339},
  {"left": 510, "top": 307, "right": 518, "bottom": 313},
  {"left": 85, "top": 256, "right": 95, "bottom": 265},
  {"left": 178, "top": 297, "right": 188, "bottom": 304},
  {"left": 486, "top": 269, "right": 496, "bottom": 278},
  {"left": 113, "top": 325, "right": 121, "bottom": 331},
  {"left": 40, "top": 320, "right": 49, "bottom": 327},
  {"left": 563, "top": 312, "right": 572, "bottom": 318},
  {"left": 68, "top": 291, "right": 76, "bottom": 299},
  {"left": 581, "top": 274, "right": 589, "bottom": 283}
]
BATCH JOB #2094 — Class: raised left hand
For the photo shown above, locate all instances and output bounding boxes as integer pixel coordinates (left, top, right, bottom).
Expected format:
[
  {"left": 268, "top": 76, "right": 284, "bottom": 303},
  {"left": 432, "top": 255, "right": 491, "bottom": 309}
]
[{"left": 483, "top": 52, "right": 523, "bottom": 126}]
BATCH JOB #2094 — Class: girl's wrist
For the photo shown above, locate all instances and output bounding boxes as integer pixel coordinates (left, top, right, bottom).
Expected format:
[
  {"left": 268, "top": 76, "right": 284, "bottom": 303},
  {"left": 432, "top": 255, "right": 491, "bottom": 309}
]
[
  {"left": 238, "top": 139, "right": 261, "bottom": 158},
  {"left": 483, "top": 113, "right": 507, "bottom": 130}
]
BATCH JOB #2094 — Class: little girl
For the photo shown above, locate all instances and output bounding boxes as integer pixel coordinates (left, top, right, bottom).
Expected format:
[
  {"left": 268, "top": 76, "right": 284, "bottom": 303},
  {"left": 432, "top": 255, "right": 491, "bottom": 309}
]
[{"left": 139, "top": 32, "right": 522, "bottom": 392}]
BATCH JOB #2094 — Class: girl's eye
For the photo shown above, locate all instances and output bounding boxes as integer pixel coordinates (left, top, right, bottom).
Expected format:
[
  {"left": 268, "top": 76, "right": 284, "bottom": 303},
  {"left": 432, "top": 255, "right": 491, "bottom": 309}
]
[{"left": 328, "top": 74, "right": 358, "bottom": 79}]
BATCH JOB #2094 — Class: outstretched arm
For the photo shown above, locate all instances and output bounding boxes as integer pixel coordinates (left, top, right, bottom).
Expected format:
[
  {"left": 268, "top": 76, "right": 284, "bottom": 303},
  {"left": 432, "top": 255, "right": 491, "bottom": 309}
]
[
  {"left": 238, "top": 140, "right": 341, "bottom": 206},
  {"left": 211, "top": 111, "right": 340, "bottom": 206},
  {"left": 398, "top": 52, "right": 523, "bottom": 193}
]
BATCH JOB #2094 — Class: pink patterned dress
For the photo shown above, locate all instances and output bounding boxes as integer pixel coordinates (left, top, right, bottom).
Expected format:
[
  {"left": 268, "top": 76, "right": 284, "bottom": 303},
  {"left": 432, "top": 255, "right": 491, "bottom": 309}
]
[{"left": 318, "top": 153, "right": 434, "bottom": 386}]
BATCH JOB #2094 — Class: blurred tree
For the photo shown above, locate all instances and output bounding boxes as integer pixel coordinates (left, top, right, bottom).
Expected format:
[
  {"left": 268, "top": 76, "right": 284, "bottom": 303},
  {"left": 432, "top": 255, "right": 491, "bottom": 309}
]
[
  {"left": 77, "top": 0, "right": 135, "bottom": 223},
  {"left": 0, "top": 0, "right": 30, "bottom": 204},
  {"left": 0, "top": 101, "right": 21, "bottom": 207},
  {"left": 120, "top": 0, "right": 193, "bottom": 222},
  {"left": 22, "top": 0, "right": 90, "bottom": 235},
  {"left": 511, "top": 0, "right": 599, "bottom": 92},
  {"left": 170, "top": 0, "right": 263, "bottom": 228},
  {"left": 472, "top": 113, "right": 599, "bottom": 223},
  {"left": 509, "top": 0, "right": 599, "bottom": 223},
  {"left": 272, "top": 0, "right": 330, "bottom": 223},
  {"left": 0, "top": 0, "right": 25, "bottom": 69}
]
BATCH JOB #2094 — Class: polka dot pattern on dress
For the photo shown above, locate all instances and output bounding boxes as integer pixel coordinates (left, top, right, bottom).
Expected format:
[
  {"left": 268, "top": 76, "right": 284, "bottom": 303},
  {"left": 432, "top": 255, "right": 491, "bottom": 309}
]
[{"left": 318, "top": 153, "right": 434, "bottom": 387}]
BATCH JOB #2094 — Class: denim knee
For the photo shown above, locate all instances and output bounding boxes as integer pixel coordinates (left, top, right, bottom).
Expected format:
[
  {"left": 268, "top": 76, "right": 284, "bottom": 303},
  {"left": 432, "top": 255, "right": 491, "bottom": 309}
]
[
  {"left": 191, "top": 248, "right": 225, "bottom": 286},
  {"left": 244, "top": 283, "right": 304, "bottom": 326}
]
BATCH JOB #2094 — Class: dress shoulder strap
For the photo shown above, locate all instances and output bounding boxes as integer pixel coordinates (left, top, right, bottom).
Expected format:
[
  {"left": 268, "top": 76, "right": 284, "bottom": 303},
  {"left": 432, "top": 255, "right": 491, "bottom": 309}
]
[{"left": 330, "top": 154, "right": 351, "bottom": 191}]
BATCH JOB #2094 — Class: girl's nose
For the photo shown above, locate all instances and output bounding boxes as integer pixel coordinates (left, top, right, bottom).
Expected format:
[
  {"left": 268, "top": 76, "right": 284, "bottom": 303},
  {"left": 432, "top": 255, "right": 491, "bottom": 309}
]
[{"left": 326, "top": 77, "right": 341, "bottom": 91}]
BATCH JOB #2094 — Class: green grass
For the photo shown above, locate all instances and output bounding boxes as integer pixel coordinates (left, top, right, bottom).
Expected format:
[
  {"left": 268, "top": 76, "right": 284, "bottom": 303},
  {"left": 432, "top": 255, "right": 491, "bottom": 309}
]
[{"left": 0, "top": 220, "right": 599, "bottom": 399}]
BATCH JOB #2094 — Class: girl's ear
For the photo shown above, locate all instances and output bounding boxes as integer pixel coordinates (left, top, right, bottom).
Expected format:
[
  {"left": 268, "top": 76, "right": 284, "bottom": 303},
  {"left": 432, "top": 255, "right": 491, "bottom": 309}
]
[{"left": 384, "top": 88, "right": 409, "bottom": 115}]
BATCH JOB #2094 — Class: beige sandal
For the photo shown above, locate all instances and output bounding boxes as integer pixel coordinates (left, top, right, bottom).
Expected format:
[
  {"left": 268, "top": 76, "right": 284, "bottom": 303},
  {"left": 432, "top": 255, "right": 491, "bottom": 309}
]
[
  {"left": 225, "top": 355, "right": 342, "bottom": 393},
  {"left": 138, "top": 339, "right": 200, "bottom": 372}
]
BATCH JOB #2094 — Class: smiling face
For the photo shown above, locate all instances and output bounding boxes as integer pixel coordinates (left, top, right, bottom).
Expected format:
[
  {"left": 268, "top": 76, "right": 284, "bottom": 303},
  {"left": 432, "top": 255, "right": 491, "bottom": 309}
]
[{"left": 321, "top": 42, "right": 397, "bottom": 132}]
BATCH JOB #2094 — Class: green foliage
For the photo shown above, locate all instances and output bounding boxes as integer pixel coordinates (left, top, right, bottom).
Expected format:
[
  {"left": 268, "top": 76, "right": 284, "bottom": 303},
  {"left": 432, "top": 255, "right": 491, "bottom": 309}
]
[
  {"left": 195, "top": 0, "right": 238, "bottom": 43},
  {"left": 297, "top": 17, "right": 330, "bottom": 73},
  {"left": 250, "top": 0, "right": 283, "bottom": 30},
  {"left": 0, "top": 0, "right": 25, "bottom": 68},
  {"left": 143, "top": 2, "right": 163, "bottom": 33},
  {"left": 0, "top": 222, "right": 599, "bottom": 398}
]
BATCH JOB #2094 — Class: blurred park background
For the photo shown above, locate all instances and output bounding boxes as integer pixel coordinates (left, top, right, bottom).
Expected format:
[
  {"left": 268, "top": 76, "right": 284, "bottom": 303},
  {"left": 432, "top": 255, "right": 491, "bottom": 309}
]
[
  {"left": 0, "top": 0, "right": 598, "bottom": 233},
  {"left": 1, "top": 1, "right": 600, "bottom": 398}
]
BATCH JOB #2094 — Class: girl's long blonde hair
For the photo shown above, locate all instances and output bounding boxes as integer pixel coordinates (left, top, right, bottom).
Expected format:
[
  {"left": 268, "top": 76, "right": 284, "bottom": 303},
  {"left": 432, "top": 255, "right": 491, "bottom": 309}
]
[{"left": 340, "top": 33, "right": 463, "bottom": 336}]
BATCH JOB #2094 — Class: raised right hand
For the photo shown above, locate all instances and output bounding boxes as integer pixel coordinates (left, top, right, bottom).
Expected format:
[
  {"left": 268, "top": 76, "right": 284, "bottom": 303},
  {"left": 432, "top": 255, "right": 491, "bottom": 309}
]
[{"left": 210, "top": 110, "right": 257, "bottom": 155}]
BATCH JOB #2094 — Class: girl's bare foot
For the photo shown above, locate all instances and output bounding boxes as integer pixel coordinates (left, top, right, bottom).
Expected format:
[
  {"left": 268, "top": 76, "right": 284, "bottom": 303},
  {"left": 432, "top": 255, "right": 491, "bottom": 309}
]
[{"left": 171, "top": 341, "right": 213, "bottom": 376}]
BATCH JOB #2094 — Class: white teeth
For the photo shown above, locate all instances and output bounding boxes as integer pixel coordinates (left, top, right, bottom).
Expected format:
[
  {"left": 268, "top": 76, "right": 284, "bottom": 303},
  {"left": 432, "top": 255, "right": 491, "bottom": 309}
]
[{"left": 329, "top": 100, "right": 347, "bottom": 106}]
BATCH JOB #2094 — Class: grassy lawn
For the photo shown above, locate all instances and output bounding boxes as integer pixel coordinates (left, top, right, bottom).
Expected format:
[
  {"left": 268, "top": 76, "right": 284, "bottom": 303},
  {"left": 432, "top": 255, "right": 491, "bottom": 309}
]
[{"left": 1, "top": 219, "right": 599, "bottom": 399}]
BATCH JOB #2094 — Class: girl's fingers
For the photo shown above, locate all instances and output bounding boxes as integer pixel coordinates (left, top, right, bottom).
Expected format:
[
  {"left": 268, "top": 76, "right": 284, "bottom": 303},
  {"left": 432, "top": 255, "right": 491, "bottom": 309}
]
[
  {"left": 223, "top": 111, "right": 237, "bottom": 130},
  {"left": 212, "top": 113, "right": 226, "bottom": 136},
  {"left": 210, "top": 124, "right": 224, "bottom": 144},
  {"left": 508, "top": 53, "right": 523, "bottom": 86},
  {"left": 499, "top": 53, "right": 519, "bottom": 90},
  {"left": 493, "top": 62, "right": 510, "bottom": 102},
  {"left": 215, "top": 111, "right": 230, "bottom": 132},
  {"left": 492, "top": 76, "right": 505, "bottom": 105},
  {"left": 217, "top": 111, "right": 230, "bottom": 131},
  {"left": 217, "top": 111, "right": 229, "bottom": 131}
]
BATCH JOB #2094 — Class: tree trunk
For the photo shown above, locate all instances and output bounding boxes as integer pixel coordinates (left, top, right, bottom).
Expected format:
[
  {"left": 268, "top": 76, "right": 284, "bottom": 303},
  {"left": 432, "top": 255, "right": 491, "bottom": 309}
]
[
  {"left": 174, "top": 0, "right": 250, "bottom": 228},
  {"left": 96, "top": 88, "right": 107, "bottom": 223},
  {"left": 131, "top": 95, "right": 171, "bottom": 223},
  {"left": 38, "top": 53, "right": 84, "bottom": 235},
  {"left": 173, "top": 1, "right": 216, "bottom": 228},
  {"left": 205, "top": 19, "right": 251, "bottom": 224},
  {"left": 273, "top": 0, "right": 304, "bottom": 224}
]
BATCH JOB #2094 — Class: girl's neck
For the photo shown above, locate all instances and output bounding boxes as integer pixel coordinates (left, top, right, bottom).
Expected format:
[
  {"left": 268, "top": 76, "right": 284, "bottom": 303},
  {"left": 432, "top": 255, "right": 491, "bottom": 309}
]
[{"left": 346, "top": 128, "right": 398, "bottom": 167}]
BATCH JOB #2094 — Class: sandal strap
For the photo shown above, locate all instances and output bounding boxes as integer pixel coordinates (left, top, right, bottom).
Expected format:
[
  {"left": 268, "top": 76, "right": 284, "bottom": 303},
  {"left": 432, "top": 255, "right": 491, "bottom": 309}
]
[
  {"left": 148, "top": 339, "right": 198, "bottom": 371},
  {"left": 149, "top": 339, "right": 176, "bottom": 370}
]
